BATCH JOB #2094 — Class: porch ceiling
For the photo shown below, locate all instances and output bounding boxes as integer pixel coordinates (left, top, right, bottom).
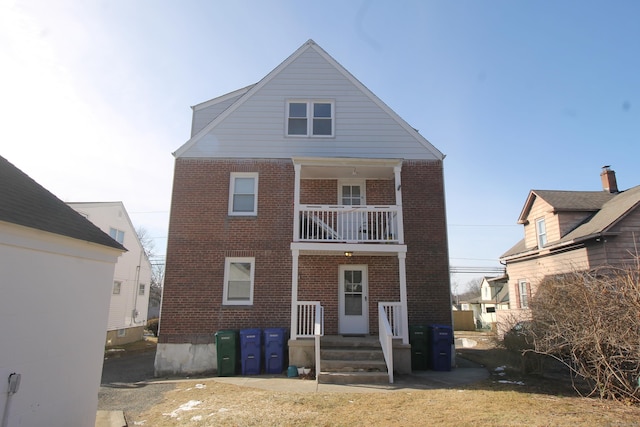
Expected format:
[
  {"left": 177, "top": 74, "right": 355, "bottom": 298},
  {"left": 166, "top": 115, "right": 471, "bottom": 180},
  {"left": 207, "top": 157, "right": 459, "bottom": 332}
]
[{"left": 293, "top": 157, "right": 401, "bottom": 180}]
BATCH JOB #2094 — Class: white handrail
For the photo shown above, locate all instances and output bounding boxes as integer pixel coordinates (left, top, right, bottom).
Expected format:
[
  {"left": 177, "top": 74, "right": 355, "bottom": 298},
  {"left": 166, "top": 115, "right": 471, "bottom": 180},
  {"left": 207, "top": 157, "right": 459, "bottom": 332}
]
[
  {"left": 380, "top": 302, "right": 403, "bottom": 338},
  {"left": 378, "top": 303, "right": 394, "bottom": 384},
  {"left": 295, "top": 301, "right": 323, "bottom": 338},
  {"left": 314, "top": 305, "right": 323, "bottom": 381}
]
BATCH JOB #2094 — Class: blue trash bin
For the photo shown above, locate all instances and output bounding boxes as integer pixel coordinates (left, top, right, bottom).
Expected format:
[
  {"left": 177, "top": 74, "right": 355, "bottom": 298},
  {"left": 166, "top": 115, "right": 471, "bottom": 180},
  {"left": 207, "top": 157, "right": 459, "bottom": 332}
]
[
  {"left": 240, "top": 328, "right": 262, "bottom": 375},
  {"left": 263, "top": 328, "right": 288, "bottom": 374},
  {"left": 429, "top": 324, "right": 453, "bottom": 371}
]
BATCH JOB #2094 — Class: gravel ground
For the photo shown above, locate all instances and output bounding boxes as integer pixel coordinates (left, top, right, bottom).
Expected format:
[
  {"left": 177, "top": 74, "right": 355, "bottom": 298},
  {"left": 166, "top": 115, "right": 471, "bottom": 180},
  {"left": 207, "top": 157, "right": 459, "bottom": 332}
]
[{"left": 98, "top": 350, "right": 175, "bottom": 420}]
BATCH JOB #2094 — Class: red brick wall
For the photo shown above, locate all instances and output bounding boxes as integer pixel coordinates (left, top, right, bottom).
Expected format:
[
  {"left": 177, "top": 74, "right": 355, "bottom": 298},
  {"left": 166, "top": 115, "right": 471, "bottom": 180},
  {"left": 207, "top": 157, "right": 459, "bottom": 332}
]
[
  {"left": 402, "top": 160, "right": 452, "bottom": 326},
  {"left": 159, "top": 159, "right": 294, "bottom": 344},
  {"left": 159, "top": 158, "right": 451, "bottom": 344}
]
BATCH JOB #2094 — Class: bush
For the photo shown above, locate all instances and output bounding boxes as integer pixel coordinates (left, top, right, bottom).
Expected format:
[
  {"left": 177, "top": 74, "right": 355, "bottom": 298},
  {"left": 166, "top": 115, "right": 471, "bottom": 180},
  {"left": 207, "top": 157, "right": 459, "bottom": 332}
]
[
  {"left": 147, "top": 318, "right": 159, "bottom": 337},
  {"left": 530, "top": 266, "right": 640, "bottom": 402}
]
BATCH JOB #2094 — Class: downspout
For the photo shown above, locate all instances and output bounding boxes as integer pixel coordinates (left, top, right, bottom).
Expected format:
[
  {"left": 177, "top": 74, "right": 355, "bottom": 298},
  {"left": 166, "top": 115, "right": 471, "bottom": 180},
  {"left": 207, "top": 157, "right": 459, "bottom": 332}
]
[{"left": 131, "top": 250, "right": 144, "bottom": 325}]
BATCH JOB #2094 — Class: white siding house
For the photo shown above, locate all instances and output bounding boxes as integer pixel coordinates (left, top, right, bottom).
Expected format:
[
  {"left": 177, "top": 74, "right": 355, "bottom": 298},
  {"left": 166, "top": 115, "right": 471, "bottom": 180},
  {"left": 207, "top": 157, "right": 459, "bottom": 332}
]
[
  {"left": 68, "top": 202, "right": 152, "bottom": 346},
  {"left": 0, "top": 156, "right": 125, "bottom": 427}
]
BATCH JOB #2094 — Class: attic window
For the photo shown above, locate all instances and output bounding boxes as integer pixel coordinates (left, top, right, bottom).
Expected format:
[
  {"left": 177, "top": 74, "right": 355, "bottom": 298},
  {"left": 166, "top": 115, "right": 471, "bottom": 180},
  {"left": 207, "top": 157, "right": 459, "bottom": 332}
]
[{"left": 287, "top": 100, "right": 334, "bottom": 137}]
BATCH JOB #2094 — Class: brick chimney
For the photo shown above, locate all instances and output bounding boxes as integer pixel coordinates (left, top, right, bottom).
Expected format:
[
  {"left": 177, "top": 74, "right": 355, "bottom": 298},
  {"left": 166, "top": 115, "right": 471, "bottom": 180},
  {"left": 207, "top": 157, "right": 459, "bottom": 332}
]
[{"left": 600, "top": 165, "right": 618, "bottom": 193}]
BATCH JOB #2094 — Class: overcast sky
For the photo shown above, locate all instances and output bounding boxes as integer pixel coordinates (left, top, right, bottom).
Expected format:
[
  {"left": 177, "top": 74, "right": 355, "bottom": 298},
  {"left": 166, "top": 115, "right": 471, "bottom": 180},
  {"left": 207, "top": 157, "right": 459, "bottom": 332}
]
[{"left": 2, "top": 0, "right": 639, "bottom": 289}]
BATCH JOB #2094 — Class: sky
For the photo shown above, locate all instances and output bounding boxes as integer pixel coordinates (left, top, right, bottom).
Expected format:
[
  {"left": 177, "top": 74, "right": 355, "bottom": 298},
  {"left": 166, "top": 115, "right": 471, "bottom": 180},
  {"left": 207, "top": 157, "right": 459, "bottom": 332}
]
[{"left": 2, "top": 0, "right": 639, "bottom": 291}]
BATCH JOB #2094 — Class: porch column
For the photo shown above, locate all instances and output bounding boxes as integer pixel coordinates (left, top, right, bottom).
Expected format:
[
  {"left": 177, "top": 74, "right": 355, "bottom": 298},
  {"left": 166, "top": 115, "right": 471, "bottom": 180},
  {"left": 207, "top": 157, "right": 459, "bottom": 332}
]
[
  {"left": 290, "top": 248, "right": 299, "bottom": 340},
  {"left": 394, "top": 165, "right": 405, "bottom": 245},
  {"left": 398, "top": 251, "right": 409, "bottom": 344}
]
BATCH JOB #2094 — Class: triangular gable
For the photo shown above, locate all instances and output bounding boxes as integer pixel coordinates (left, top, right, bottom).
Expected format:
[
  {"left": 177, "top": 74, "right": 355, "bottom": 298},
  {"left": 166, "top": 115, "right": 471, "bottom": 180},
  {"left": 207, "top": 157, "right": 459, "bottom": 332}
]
[{"left": 174, "top": 39, "right": 444, "bottom": 160}]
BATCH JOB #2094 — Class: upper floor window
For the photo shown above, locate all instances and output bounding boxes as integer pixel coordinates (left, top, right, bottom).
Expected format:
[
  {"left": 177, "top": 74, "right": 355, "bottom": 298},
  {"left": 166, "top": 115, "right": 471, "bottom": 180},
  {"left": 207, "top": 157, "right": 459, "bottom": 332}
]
[
  {"left": 229, "top": 172, "right": 258, "bottom": 216},
  {"left": 113, "top": 281, "right": 122, "bottom": 295},
  {"left": 139, "top": 284, "right": 146, "bottom": 295},
  {"left": 223, "top": 257, "right": 255, "bottom": 305},
  {"left": 109, "top": 227, "right": 125, "bottom": 244},
  {"left": 536, "top": 218, "right": 547, "bottom": 248},
  {"left": 287, "top": 100, "right": 334, "bottom": 137}
]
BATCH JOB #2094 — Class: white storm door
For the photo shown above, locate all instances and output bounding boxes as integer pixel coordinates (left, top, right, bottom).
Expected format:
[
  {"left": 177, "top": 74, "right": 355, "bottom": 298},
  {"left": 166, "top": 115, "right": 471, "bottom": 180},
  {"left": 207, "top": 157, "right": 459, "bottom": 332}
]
[{"left": 338, "top": 265, "right": 369, "bottom": 334}]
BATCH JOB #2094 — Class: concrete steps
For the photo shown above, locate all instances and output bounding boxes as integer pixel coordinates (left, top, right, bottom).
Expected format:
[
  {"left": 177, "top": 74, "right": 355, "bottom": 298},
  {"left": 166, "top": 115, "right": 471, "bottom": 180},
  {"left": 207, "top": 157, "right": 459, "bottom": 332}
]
[{"left": 318, "top": 335, "right": 390, "bottom": 384}]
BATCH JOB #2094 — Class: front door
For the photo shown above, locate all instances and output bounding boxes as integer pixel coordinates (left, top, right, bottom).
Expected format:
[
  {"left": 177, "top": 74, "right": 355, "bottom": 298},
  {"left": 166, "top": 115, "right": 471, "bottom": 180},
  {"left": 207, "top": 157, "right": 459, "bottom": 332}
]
[{"left": 338, "top": 265, "right": 368, "bottom": 334}]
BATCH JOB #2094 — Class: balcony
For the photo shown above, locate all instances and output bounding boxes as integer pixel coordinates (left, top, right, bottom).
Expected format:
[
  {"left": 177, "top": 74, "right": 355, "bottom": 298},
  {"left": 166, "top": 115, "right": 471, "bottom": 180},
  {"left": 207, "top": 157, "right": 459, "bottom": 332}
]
[{"left": 296, "top": 204, "right": 401, "bottom": 243}]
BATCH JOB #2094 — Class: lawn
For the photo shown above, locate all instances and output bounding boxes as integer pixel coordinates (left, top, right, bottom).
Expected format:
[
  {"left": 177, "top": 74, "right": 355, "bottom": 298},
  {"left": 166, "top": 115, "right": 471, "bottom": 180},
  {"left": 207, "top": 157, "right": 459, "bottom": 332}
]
[{"left": 129, "top": 333, "right": 640, "bottom": 426}]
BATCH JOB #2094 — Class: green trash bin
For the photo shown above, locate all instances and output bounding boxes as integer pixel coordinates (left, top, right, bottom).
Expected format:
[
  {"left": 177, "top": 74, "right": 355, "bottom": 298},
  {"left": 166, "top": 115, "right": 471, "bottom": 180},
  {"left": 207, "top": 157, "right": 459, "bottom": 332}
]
[
  {"left": 409, "top": 325, "right": 429, "bottom": 371},
  {"left": 215, "top": 330, "right": 238, "bottom": 376}
]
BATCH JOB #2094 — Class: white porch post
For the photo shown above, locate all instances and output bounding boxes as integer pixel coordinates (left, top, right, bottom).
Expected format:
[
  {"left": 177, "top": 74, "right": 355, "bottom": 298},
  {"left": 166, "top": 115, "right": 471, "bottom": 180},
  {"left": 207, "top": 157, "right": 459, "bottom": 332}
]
[
  {"left": 290, "top": 248, "right": 299, "bottom": 340},
  {"left": 394, "top": 165, "right": 404, "bottom": 244},
  {"left": 398, "top": 251, "right": 409, "bottom": 344}
]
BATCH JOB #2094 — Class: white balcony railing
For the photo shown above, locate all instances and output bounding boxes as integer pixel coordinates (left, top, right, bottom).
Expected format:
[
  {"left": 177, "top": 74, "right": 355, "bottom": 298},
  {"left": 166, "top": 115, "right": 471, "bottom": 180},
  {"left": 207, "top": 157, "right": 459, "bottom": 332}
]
[{"left": 297, "top": 205, "right": 401, "bottom": 243}]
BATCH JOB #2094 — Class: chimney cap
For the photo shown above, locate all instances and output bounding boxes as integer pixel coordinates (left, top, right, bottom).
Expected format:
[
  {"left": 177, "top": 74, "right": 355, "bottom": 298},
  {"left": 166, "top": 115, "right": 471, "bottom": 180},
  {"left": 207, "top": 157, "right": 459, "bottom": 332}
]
[{"left": 602, "top": 165, "right": 611, "bottom": 170}]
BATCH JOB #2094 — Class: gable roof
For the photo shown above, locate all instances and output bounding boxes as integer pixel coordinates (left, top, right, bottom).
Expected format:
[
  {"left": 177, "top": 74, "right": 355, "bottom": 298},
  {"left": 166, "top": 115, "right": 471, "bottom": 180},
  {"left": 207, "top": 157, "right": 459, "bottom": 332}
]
[
  {"left": 174, "top": 39, "right": 444, "bottom": 160},
  {"left": 518, "top": 190, "right": 616, "bottom": 224},
  {"left": 503, "top": 185, "right": 640, "bottom": 259},
  {"left": 0, "top": 156, "right": 126, "bottom": 251}
]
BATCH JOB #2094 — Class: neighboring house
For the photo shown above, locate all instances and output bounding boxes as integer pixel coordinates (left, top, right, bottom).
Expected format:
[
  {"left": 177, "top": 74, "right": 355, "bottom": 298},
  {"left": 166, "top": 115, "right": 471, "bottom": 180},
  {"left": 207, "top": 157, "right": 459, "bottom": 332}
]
[
  {"left": 461, "top": 276, "right": 509, "bottom": 329},
  {"left": 498, "top": 166, "right": 640, "bottom": 332},
  {"left": 68, "top": 202, "right": 152, "bottom": 346},
  {"left": 0, "top": 156, "right": 125, "bottom": 427},
  {"left": 155, "top": 39, "right": 452, "bottom": 379}
]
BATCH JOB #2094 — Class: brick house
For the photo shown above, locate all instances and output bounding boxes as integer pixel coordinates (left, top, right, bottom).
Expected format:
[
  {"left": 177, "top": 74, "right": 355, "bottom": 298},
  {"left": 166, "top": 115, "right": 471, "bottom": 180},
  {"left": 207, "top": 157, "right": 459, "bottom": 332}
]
[
  {"left": 498, "top": 167, "right": 640, "bottom": 332},
  {"left": 155, "top": 40, "right": 451, "bottom": 380}
]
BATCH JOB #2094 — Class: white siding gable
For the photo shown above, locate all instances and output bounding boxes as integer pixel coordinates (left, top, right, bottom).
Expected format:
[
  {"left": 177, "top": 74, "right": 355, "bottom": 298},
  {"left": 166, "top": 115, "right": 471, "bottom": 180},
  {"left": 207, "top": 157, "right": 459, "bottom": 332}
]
[{"left": 175, "top": 40, "right": 443, "bottom": 161}]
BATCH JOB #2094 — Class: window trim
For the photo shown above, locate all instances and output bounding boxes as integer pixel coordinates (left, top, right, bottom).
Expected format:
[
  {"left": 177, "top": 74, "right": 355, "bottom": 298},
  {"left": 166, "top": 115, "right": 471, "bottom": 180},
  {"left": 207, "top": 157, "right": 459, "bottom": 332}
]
[
  {"left": 338, "top": 179, "right": 366, "bottom": 205},
  {"left": 518, "top": 279, "right": 530, "bottom": 308},
  {"left": 536, "top": 217, "right": 547, "bottom": 248},
  {"left": 228, "top": 172, "right": 259, "bottom": 216},
  {"left": 222, "top": 257, "right": 255, "bottom": 306},
  {"left": 113, "top": 281, "right": 122, "bottom": 295},
  {"left": 286, "top": 99, "right": 335, "bottom": 137},
  {"left": 139, "top": 283, "right": 145, "bottom": 296}
]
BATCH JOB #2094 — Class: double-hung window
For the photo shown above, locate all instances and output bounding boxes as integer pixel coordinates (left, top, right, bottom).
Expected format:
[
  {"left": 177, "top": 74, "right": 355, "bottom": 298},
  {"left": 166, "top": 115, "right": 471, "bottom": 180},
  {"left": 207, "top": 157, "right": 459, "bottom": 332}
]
[
  {"left": 536, "top": 218, "right": 547, "bottom": 248},
  {"left": 229, "top": 172, "right": 258, "bottom": 216},
  {"left": 287, "top": 100, "right": 334, "bottom": 137},
  {"left": 223, "top": 257, "right": 255, "bottom": 305},
  {"left": 109, "top": 227, "right": 125, "bottom": 244},
  {"left": 518, "top": 280, "right": 530, "bottom": 308}
]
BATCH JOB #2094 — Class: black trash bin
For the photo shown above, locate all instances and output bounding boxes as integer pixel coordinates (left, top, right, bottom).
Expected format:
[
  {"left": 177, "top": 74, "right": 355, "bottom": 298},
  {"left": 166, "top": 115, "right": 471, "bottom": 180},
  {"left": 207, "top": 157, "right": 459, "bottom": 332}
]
[
  {"left": 429, "top": 324, "right": 453, "bottom": 371},
  {"left": 215, "top": 329, "right": 238, "bottom": 376},
  {"left": 240, "top": 328, "right": 262, "bottom": 375},
  {"left": 409, "top": 325, "right": 429, "bottom": 371},
  {"left": 263, "top": 328, "right": 288, "bottom": 374}
]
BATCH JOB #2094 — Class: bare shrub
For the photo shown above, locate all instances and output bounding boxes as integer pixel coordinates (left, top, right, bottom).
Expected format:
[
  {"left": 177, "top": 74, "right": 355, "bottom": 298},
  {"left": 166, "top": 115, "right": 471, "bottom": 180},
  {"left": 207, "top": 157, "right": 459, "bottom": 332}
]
[{"left": 529, "top": 266, "right": 640, "bottom": 402}]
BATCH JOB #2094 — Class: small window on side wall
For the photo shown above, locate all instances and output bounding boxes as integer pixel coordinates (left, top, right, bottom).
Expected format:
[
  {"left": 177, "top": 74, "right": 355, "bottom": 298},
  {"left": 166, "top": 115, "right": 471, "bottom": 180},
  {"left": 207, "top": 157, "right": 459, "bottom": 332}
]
[
  {"left": 109, "top": 227, "right": 125, "bottom": 244},
  {"left": 113, "top": 281, "right": 122, "bottom": 295},
  {"left": 518, "top": 280, "right": 530, "bottom": 308},
  {"left": 228, "top": 173, "right": 258, "bottom": 216},
  {"left": 536, "top": 218, "right": 547, "bottom": 248},
  {"left": 223, "top": 257, "right": 255, "bottom": 305}
]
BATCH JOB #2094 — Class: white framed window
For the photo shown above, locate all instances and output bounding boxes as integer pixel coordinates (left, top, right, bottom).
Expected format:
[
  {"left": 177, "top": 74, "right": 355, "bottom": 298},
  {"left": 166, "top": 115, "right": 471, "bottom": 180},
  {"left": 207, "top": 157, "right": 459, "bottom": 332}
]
[
  {"left": 286, "top": 100, "right": 334, "bottom": 137},
  {"left": 113, "top": 281, "right": 122, "bottom": 295},
  {"left": 223, "top": 257, "right": 255, "bottom": 305},
  {"left": 536, "top": 218, "right": 547, "bottom": 248},
  {"left": 228, "top": 172, "right": 258, "bottom": 216},
  {"left": 139, "top": 284, "right": 146, "bottom": 295},
  {"left": 518, "top": 280, "right": 530, "bottom": 308},
  {"left": 109, "top": 227, "right": 125, "bottom": 244},
  {"left": 338, "top": 180, "right": 366, "bottom": 205}
]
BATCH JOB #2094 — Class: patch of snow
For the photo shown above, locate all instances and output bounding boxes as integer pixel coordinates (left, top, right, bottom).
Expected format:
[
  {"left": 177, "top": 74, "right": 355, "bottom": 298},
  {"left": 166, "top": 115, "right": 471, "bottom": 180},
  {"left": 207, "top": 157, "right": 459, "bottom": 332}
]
[
  {"left": 133, "top": 422, "right": 146, "bottom": 426},
  {"left": 191, "top": 415, "right": 203, "bottom": 421},
  {"left": 164, "top": 400, "right": 202, "bottom": 418},
  {"left": 494, "top": 366, "right": 506, "bottom": 372},
  {"left": 195, "top": 383, "right": 206, "bottom": 389},
  {"left": 218, "top": 408, "right": 230, "bottom": 413}
]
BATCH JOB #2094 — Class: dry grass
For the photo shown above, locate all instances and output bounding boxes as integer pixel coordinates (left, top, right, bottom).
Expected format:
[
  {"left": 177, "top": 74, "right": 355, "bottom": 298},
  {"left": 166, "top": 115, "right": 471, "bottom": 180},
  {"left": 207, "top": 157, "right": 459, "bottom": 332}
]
[
  {"left": 133, "top": 380, "right": 640, "bottom": 426},
  {"left": 124, "top": 333, "right": 640, "bottom": 426}
]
